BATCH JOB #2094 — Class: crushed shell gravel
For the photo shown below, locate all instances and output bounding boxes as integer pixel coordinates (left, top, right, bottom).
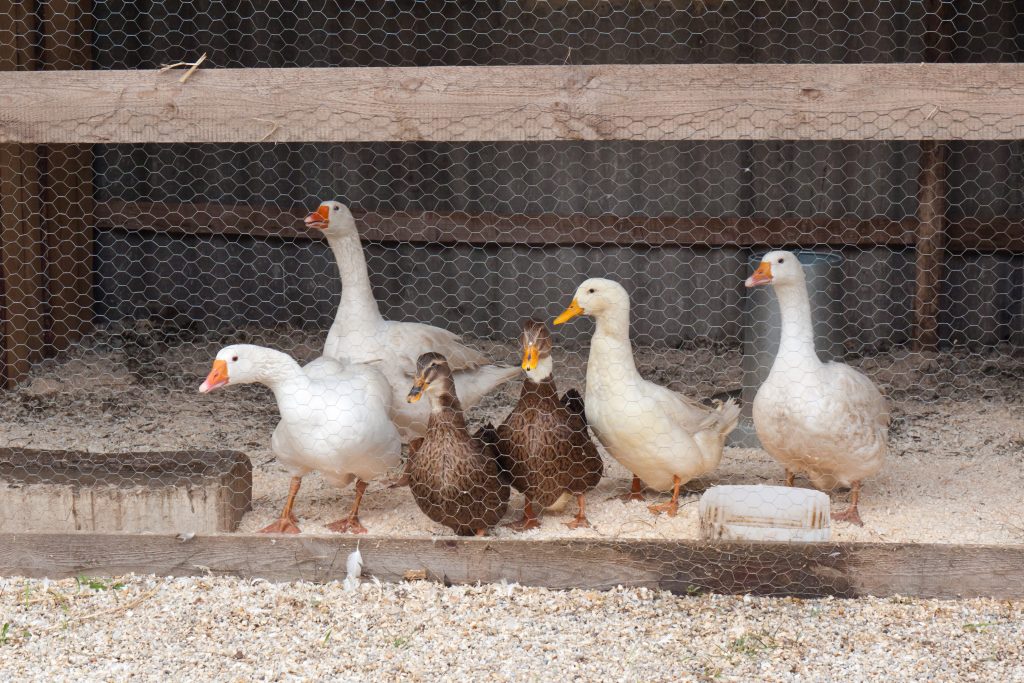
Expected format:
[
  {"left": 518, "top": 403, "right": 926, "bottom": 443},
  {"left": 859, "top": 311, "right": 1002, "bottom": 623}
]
[{"left": 0, "top": 575, "right": 1021, "bottom": 682}]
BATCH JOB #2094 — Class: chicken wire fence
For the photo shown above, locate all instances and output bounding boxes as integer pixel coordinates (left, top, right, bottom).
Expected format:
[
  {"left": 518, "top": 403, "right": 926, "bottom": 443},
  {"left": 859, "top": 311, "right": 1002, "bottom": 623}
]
[{"left": 1, "top": 1, "right": 1023, "bottom": 592}]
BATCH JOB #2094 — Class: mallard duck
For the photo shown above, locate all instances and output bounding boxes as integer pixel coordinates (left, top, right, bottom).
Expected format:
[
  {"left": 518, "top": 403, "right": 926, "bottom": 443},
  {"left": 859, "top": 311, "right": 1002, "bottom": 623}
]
[
  {"left": 554, "top": 278, "right": 740, "bottom": 517},
  {"left": 199, "top": 344, "right": 401, "bottom": 534},
  {"left": 404, "top": 352, "right": 510, "bottom": 536},
  {"left": 745, "top": 251, "right": 889, "bottom": 526},
  {"left": 495, "top": 319, "right": 603, "bottom": 530},
  {"left": 305, "top": 201, "right": 518, "bottom": 440}
]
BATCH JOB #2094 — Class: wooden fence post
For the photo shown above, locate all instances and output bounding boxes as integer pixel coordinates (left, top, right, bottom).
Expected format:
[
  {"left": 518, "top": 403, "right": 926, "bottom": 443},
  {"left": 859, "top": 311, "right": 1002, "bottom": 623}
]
[
  {"left": 914, "top": 141, "right": 946, "bottom": 352},
  {"left": 0, "top": 3, "right": 46, "bottom": 388},
  {"left": 39, "top": 0, "right": 95, "bottom": 352},
  {"left": 914, "top": 1, "right": 951, "bottom": 353}
]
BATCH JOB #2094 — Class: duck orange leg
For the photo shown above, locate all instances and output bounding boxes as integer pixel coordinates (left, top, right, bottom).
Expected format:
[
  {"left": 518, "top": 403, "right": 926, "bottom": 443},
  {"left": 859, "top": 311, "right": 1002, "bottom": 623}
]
[
  {"left": 259, "top": 476, "right": 302, "bottom": 534},
  {"left": 832, "top": 480, "right": 864, "bottom": 526},
  {"left": 648, "top": 476, "right": 681, "bottom": 517},
  {"left": 564, "top": 494, "right": 592, "bottom": 529},
  {"left": 327, "top": 479, "right": 369, "bottom": 534},
  {"left": 507, "top": 497, "right": 542, "bottom": 532},
  {"left": 611, "top": 475, "right": 645, "bottom": 502},
  {"left": 785, "top": 470, "right": 795, "bottom": 487}
]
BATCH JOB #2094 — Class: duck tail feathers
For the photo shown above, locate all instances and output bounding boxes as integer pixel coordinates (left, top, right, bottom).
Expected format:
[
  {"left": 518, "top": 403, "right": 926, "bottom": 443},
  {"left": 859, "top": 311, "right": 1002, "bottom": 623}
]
[{"left": 715, "top": 398, "right": 741, "bottom": 437}]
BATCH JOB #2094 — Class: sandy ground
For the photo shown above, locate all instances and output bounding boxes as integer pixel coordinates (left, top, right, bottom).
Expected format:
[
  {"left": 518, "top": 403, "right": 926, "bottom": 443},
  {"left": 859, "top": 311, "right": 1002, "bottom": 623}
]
[
  {"left": 0, "top": 575, "right": 1021, "bottom": 681},
  {"left": 1, "top": 324, "right": 1022, "bottom": 544}
]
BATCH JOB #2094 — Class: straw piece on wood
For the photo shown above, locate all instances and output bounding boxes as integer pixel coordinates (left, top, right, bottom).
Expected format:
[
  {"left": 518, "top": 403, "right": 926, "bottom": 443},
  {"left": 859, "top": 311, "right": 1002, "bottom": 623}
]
[{"left": 158, "top": 52, "right": 207, "bottom": 84}]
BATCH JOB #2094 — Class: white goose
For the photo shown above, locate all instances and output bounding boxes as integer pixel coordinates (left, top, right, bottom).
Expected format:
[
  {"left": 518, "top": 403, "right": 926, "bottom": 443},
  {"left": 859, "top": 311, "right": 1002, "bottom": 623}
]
[
  {"left": 305, "top": 201, "right": 518, "bottom": 440},
  {"left": 554, "top": 278, "right": 740, "bottom": 517},
  {"left": 199, "top": 344, "right": 401, "bottom": 534},
  {"left": 746, "top": 250, "right": 889, "bottom": 526}
]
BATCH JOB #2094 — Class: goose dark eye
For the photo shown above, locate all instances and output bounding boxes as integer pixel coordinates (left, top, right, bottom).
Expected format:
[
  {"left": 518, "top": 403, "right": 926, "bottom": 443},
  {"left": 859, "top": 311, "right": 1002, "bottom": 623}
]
[
  {"left": 778, "top": 258, "right": 785, "bottom": 264},
  {"left": 333, "top": 206, "right": 339, "bottom": 211},
  {"left": 231, "top": 355, "right": 238, "bottom": 362},
  {"left": 588, "top": 288, "right": 595, "bottom": 294}
]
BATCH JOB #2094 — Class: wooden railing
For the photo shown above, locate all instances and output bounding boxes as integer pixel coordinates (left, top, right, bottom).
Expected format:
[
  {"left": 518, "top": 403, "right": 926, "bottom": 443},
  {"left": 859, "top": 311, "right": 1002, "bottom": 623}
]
[
  {"left": 95, "top": 200, "right": 1020, "bottom": 253},
  {"left": 4, "top": 53, "right": 1024, "bottom": 383}
]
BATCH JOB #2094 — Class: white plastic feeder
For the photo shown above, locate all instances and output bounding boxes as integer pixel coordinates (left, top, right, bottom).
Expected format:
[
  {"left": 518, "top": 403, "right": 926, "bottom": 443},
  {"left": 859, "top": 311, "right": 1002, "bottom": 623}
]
[{"left": 699, "top": 485, "right": 831, "bottom": 542}]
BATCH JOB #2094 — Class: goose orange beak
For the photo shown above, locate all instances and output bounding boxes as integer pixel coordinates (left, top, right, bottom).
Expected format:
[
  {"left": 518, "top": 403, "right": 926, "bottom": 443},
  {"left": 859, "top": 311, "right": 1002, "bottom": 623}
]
[
  {"left": 745, "top": 261, "right": 773, "bottom": 288},
  {"left": 407, "top": 377, "right": 427, "bottom": 403},
  {"left": 304, "top": 205, "right": 330, "bottom": 230},
  {"left": 521, "top": 345, "right": 539, "bottom": 371},
  {"left": 199, "top": 359, "right": 229, "bottom": 393},
  {"left": 553, "top": 299, "right": 584, "bottom": 325}
]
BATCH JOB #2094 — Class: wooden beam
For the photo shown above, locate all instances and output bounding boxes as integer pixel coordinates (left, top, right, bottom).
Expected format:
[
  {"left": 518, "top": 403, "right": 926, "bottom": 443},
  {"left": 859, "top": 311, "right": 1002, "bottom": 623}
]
[
  {"left": 949, "top": 217, "right": 1024, "bottom": 253},
  {"left": 1, "top": 533, "right": 1022, "bottom": 599},
  {"left": 38, "top": 0, "right": 95, "bottom": 352},
  {"left": 3, "top": 64, "right": 1024, "bottom": 143},
  {"left": 94, "top": 200, "right": 1024, "bottom": 252},
  {"left": 0, "top": 4, "right": 45, "bottom": 388},
  {"left": 915, "top": 141, "right": 946, "bottom": 351},
  {"left": 94, "top": 200, "right": 919, "bottom": 248},
  {"left": 0, "top": 1, "right": 38, "bottom": 72},
  {"left": 0, "top": 448, "right": 252, "bottom": 534},
  {"left": 0, "top": 146, "right": 45, "bottom": 388}
]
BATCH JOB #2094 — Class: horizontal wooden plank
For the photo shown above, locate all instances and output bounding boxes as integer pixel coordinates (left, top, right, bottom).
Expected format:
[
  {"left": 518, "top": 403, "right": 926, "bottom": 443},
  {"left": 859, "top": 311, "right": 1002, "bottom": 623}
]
[
  {"left": 3, "top": 64, "right": 1024, "bottom": 143},
  {"left": 1, "top": 533, "right": 1022, "bottom": 599},
  {"left": 95, "top": 200, "right": 915, "bottom": 247},
  {"left": 94, "top": 200, "right": 1023, "bottom": 251}
]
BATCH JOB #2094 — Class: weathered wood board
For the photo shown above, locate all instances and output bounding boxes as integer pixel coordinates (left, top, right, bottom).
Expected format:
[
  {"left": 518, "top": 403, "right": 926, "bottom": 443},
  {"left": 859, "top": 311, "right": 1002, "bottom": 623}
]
[
  {"left": 0, "top": 449, "right": 252, "bottom": 534},
  {"left": 94, "top": 200, "right": 1023, "bottom": 252},
  {"left": 0, "top": 533, "right": 1022, "bottom": 600},
  {"left": 3, "top": 64, "right": 1024, "bottom": 143}
]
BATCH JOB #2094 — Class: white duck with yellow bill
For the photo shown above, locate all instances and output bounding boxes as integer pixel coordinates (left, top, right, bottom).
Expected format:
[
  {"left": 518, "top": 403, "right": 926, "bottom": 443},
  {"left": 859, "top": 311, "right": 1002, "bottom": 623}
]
[
  {"left": 199, "top": 344, "right": 401, "bottom": 534},
  {"left": 553, "top": 278, "right": 740, "bottom": 517}
]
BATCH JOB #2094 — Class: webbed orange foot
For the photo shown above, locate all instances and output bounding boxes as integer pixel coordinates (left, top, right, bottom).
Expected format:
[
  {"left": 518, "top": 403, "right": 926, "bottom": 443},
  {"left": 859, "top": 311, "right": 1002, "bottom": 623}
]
[
  {"left": 259, "top": 518, "right": 301, "bottom": 534},
  {"left": 647, "top": 500, "right": 678, "bottom": 517},
  {"left": 326, "top": 516, "right": 368, "bottom": 534}
]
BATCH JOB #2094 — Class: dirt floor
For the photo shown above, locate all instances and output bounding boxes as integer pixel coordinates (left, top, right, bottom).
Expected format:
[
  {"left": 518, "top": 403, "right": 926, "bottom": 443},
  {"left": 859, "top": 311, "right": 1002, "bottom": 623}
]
[{"left": 1, "top": 323, "right": 1022, "bottom": 545}]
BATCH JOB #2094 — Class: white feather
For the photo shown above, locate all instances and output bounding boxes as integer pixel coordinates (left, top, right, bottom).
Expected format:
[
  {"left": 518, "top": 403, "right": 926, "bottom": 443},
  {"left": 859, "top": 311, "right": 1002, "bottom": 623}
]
[{"left": 343, "top": 545, "right": 363, "bottom": 592}]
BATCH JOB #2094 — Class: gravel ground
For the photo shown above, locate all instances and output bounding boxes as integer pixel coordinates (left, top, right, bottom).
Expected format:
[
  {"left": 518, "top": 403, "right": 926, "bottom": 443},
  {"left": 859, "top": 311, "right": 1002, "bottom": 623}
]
[
  {"left": 1, "top": 325, "right": 1022, "bottom": 544},
  {"left": 0, "top": 575, "right": 1021, "bottom": 682}
]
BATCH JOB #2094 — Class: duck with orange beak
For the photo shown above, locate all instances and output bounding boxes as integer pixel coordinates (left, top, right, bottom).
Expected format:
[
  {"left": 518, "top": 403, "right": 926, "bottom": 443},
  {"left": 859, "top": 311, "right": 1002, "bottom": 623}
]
[
  {"left": 199, "top": 344, "right": 401, "bottom": 534},
  {"left": 492, "top": 320, "right": 603, "bottom": 531},
  {"left": 745, "top": 250, "right": 889, "bottom": 526},
  {"left": 554, "top": 278, "right": 740, "bottom": 517},
  {"left": 401, "top": 352, "right": 510, "bottom": 536},
  {"left": 302, "top": 200, "right": 518, "bottom": 445}
]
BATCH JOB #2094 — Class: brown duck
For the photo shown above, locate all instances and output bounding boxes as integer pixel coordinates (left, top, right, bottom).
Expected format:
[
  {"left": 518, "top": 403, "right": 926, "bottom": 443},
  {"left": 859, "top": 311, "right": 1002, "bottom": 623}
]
[
  {"left": 405, "top": 352, "right": 510, "bottom": 536},
  {"left": 496, "top": 320, "right": 603, "bottom": 531}
]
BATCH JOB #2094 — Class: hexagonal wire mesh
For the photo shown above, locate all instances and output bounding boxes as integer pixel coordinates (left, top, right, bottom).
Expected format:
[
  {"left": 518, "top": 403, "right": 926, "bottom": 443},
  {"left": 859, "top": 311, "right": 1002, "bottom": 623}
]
[{"left": 1, "top": 2, "right": 1023, "bottom": 592}]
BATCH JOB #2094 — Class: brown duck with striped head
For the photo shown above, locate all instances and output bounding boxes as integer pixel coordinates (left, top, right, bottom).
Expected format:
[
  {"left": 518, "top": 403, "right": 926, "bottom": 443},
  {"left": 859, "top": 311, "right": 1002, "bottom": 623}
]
[
  {"left": 496, "top": 320, "right": 603, "bottom": 531},
  {"left": 405, "top": 352, "right": 510, "bottom": 536}
]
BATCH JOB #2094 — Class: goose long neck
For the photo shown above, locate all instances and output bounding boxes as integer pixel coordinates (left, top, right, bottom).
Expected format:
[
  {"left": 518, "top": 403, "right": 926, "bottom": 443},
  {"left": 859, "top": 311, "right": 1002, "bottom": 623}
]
[
  {"left": 326, "top": 228, "right": 384, "bottom": 324},
  {"left": 256, "top": 353, "right": 310, "bottom": 402},
  {"left": 773, "top": 278, "right": 820, "bottom": 368},
  {"left": 590, "top": 306, "right": 637, "bottom": 373}
]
